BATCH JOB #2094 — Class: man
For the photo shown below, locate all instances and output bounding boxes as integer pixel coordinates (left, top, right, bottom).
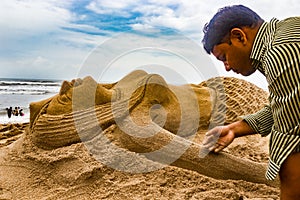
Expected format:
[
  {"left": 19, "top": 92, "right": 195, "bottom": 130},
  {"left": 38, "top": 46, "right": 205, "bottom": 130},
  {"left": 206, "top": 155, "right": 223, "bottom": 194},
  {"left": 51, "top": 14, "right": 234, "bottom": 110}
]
[
  {"left": 201, "top": 5, "right": 300, "bottom": 200},
  {"left": 6, "top": 107, "right": 12, "bottom": 118}
]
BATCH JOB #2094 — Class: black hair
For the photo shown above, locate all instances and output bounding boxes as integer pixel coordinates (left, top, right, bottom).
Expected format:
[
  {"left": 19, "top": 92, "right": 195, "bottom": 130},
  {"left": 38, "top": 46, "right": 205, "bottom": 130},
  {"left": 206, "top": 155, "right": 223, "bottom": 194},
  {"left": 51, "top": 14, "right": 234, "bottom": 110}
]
[{"left": 202, "top": 5, "right": 263, "bottom": 54}]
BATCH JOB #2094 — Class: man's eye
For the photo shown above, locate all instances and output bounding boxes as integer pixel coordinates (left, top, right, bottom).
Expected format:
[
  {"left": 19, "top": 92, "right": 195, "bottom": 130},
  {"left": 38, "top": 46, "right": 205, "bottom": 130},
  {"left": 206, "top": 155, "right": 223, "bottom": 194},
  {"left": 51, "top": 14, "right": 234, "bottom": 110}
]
[{"left": 218, "top": 56, "right": 226, "bottom": 62}]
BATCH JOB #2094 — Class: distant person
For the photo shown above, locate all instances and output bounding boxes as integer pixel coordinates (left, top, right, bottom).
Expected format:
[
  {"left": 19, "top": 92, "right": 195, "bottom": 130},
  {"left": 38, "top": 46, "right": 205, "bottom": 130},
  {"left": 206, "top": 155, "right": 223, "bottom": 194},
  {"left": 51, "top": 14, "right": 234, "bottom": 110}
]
[
  {"left": 19, "top": 108, "right": 24, "bottom": 117},
  {"left": 14, "top": 107, "right": 19, "bottom": 116},
  {"left": 6, "top": 107, "right": 12, "bottom": 118}
]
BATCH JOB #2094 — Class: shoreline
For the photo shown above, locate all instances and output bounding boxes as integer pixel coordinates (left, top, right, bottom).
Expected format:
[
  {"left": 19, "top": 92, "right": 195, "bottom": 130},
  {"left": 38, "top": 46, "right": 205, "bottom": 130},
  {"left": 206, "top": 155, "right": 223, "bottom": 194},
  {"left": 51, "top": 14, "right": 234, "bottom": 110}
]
[{"left": 0, "top": 116, "right": 29, "bottom": 125}]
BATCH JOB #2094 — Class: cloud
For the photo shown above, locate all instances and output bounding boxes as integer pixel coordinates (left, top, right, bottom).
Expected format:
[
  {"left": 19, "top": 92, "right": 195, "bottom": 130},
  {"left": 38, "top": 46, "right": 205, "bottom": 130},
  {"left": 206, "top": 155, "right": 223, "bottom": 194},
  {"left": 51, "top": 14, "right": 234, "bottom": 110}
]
[
  {"left": 0, "top": 0, "right": 71, "bottom": 57},
  {"left": 0, "top": 0, "right": 71, "bottom": 37},
  {"left": 0, "top": 0, "right": 111, "bottom": 79},
  {"left": 86, "top": 0, "right": 138, "bottom": 16},
  {"left": 74, "top": 31, "right": 217, "bottom": 85},
  {"left": 1, "top": 0, "right": 299, "bottom": 86}
]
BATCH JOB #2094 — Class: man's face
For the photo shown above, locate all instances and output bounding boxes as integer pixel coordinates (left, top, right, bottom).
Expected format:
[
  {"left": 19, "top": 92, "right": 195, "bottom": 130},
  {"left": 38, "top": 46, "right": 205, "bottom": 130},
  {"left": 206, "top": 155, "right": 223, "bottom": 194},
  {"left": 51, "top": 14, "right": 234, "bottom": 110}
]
[{"left": 212, "top": 38, "right": 256, "bottom": 76}]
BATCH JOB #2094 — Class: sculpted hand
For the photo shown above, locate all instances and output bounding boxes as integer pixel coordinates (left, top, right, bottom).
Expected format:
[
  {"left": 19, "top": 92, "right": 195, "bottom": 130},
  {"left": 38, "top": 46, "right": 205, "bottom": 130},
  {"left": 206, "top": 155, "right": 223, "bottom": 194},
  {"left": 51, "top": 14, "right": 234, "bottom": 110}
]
[{"left": 202, "top": 126, "right": 235, "bottom": 153}]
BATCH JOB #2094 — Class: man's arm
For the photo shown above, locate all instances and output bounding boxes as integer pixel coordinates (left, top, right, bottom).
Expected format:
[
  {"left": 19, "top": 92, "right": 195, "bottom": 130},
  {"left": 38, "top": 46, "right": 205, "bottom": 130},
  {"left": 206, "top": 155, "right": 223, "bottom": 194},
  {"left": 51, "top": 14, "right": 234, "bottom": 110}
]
[{"left": 242, "top": 105, "right": 274, "bottom": 137}]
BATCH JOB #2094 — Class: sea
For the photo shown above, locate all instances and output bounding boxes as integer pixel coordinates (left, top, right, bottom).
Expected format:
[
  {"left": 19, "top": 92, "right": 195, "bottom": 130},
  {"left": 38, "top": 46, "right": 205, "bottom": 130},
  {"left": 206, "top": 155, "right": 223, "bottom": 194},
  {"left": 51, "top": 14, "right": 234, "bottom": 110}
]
[{"left": 0, "top": 78, "right": 62, "bottom": 124}]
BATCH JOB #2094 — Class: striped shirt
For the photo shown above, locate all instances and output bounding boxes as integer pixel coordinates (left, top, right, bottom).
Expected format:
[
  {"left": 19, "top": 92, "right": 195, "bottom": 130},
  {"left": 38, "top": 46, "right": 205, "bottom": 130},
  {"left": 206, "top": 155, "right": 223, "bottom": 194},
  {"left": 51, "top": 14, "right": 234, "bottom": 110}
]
[{"left": 242, "top": 17, "right": 300, "bottom": 180}]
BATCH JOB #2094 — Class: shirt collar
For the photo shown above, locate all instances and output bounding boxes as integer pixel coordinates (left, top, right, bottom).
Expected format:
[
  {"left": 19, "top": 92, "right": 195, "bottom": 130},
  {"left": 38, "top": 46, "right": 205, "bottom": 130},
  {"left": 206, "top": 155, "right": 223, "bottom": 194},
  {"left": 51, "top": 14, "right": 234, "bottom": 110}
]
[
  {"left": 250, "top": 21, "right": 268, "bottom": 70},
  {"left": 250, "top": 18, "right": 279, "bottom": 70}
]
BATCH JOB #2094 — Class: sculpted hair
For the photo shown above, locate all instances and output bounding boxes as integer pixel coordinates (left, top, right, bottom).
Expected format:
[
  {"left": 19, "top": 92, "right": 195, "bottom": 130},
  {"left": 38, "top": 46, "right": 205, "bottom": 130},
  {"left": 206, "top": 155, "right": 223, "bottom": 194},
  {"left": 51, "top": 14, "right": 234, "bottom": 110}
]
[{"left": 202, "top": 5, "right": 263, "bottom": 54}]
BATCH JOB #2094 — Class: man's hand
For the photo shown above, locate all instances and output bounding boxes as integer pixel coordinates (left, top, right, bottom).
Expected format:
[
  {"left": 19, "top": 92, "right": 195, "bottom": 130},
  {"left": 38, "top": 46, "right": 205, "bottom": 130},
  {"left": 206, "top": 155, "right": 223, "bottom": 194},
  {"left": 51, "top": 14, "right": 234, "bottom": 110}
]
[
  {"left": 202, "top": 125, "right": 235, "bottom": 153},
  {"left": 202, "top": 120, "right": 256, "bottom": 153}
]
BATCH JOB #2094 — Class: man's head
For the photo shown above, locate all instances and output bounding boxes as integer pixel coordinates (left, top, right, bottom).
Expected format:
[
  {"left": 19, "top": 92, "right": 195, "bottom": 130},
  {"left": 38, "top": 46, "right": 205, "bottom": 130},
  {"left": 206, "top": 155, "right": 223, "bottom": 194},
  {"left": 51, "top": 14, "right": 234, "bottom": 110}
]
[{"left": 202, "top": 5, "right": 264, "bottom": 76}]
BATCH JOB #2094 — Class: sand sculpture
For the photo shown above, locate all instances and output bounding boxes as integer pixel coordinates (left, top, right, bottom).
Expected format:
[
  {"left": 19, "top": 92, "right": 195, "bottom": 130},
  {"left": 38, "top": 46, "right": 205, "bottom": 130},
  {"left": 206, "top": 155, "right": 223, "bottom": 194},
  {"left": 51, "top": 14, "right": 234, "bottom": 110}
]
[{"left": 27, "top": 70, "right": 278, "bottom": 187}]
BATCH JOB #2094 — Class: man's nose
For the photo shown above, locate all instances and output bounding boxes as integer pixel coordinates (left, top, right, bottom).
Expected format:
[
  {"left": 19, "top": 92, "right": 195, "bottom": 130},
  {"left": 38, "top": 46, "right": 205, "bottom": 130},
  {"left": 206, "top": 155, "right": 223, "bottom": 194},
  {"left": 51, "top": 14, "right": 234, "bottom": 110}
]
[{"left": 224, "top": 62, "right": 231, "bottom": 71}]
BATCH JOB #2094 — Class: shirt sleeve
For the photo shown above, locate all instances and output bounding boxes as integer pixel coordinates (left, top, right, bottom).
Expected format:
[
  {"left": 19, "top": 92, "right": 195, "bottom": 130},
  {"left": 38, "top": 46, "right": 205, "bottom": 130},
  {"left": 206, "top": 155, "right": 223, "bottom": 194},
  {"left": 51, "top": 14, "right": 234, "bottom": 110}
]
[{"left": 241, "top": 105, "right": 274, "bottom": 137}]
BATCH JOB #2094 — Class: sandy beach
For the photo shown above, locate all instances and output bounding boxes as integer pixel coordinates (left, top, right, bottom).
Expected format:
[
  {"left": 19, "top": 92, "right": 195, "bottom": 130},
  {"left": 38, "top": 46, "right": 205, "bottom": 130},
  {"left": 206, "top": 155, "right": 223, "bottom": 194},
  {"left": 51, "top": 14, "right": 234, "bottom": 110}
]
[{"left": 0, "top": 123, "right": 279, "bottom": 200}]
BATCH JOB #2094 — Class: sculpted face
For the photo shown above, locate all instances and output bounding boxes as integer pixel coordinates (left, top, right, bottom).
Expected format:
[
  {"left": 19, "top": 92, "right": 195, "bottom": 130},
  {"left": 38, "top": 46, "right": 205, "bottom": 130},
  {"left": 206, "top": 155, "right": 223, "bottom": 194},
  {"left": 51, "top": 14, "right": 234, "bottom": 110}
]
[
  {"left": 46, "top": 76, "right": 113, "bottom": 115},
  {"left": 29, "top": 76, "right": 113, "bottom": 126}
]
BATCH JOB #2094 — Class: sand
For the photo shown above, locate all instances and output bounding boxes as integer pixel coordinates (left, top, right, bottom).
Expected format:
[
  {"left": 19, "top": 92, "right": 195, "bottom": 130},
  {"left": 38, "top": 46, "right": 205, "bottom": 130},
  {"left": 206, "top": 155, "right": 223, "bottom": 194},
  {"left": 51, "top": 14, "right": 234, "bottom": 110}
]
[
  {"left": 0, "top": 123, "right": 279, "bottom": 200},
  {"left": 0, "top": 73, "right": 280, "bottom": 199}
]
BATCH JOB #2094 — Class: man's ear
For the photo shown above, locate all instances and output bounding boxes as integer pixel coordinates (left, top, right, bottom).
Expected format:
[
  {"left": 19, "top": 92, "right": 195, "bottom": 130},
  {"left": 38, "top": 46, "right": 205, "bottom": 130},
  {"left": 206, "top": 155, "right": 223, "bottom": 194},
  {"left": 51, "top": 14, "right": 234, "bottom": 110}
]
[{"left": 230, "top": 28, "right": 247, "bottom": 45}]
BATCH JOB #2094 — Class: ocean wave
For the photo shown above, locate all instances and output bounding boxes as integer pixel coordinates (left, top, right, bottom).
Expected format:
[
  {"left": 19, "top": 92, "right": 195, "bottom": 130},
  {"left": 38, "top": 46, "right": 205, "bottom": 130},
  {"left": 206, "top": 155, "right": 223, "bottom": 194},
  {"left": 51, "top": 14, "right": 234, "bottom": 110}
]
[
  {"left": 0, "top": 90, "right": 51, "bottom": 95},
  {"left": 0, "top": 81, "right": 61, "bottom": 87},
  {"left": 0, "top": 79, "right": 61, "bottom": 95},
  {"left": 0, "top": 87, "right": 59, "bottom": 95}
]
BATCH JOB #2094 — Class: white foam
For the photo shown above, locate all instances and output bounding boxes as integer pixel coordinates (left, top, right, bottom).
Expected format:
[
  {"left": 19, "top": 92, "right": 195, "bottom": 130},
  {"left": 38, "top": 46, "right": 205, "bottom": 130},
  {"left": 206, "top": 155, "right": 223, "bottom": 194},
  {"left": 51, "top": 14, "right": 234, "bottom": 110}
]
[{"left": 0, "top": 115, "right": 29, "bottom": 124}]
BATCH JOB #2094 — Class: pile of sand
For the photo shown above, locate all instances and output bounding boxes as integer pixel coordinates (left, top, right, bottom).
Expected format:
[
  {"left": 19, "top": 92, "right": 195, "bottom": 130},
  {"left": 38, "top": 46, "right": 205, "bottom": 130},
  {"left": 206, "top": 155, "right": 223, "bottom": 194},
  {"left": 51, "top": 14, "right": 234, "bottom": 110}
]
[
  {"left": 0, "top": 123, "right": 279, "bottom": 200},
  {"left": 0, "top": 123, "right": 28, "bottom": 148},
  {"left": 0, "top": 73, "right": 280, "bottom": 199}
]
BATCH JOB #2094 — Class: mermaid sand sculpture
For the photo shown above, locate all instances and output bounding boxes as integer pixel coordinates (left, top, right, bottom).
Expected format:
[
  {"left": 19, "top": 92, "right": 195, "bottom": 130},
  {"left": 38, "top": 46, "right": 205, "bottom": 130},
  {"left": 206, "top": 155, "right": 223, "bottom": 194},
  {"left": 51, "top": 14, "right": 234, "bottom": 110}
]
[{"left": 29, "top": 70, "right": 278, "bottom": 186}]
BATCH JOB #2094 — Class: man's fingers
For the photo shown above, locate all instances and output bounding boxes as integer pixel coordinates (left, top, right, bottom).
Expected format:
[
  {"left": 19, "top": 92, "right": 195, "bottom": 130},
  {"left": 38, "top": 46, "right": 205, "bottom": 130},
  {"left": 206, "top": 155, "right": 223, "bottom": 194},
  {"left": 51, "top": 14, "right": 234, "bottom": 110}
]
[
  {"left": 202, "top": 134, "right": 215, "bottom": 145},
  {"left": 202, "top": 135, "right": 221, "bottom": 153},
  {"left": 202, "top": 126, "right": 231, "bottom": 153},
  {"left": 205, "top": 129, "right": 221, "bottom": 137},
  {"left": 202, "top": 143, "right": 215, "bottom": 151},
  {"left": 203, "top": 133, "right": 220, "bottom": 144},
  {"left": 203, "top": 141, "right": 226, "bottom": 153},
  {"left": 202, "top": 127, "right": 224, "bottom": 153},
  {"left": 213, "top": 140, "right": 229, "bottom": 152},
  {"left": 214, "top": 144, "right": 225, "bottom": 153},
  {"left": 207, "top": 144, "right": 221, "bottom": 153}
]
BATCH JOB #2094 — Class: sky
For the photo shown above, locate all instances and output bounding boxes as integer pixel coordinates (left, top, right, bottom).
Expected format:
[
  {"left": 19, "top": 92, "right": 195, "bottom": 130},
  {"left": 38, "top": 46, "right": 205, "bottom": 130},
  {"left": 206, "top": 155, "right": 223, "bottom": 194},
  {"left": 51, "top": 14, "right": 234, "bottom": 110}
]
[{"left": 0, "top": 0, "right": 299, "bottom": 88}]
